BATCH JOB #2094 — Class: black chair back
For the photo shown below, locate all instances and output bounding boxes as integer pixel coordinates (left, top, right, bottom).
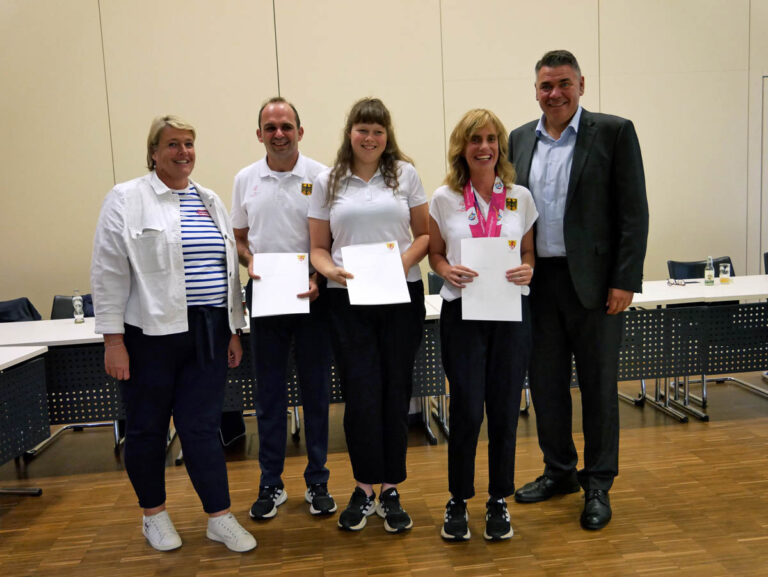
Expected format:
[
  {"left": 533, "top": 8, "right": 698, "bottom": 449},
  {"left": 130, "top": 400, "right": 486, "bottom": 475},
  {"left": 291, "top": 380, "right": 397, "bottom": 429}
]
[
  {"left": 50, "top": 294, "right": 94, "bottom": 320},
  {"left": 427, "top": 271, "right": 444, "bottom": 295},
  {"left": 0, "top": 297, "right": 42, "bottom": 322},
  {"left": 764, "top": 252, "right": 767, "bottom": 275},
  {"left": 667, "top": 256, "right": 734, "bottom": 279}
]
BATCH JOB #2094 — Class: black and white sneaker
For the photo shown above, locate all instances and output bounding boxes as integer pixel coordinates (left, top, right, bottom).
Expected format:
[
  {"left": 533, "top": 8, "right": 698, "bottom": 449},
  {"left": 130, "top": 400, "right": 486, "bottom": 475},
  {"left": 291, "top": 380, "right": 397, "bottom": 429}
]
[
  {"left": 249, "top": 486, "right": 287, "bottom": 520},
  {"left": 305, "top": 483, "right": 337, "bottom": 515},
  {"left": 441, "top": 498, "right": 470, "bottom": 541},
  {"left": 376, "top": 487, "right": 413, "bottom": 533},
  {"left": 484, "top": 497, "right": 513, "bottom": 540},
  {"left": 338, "top": 487, "right": 376, "bottom": 531}
]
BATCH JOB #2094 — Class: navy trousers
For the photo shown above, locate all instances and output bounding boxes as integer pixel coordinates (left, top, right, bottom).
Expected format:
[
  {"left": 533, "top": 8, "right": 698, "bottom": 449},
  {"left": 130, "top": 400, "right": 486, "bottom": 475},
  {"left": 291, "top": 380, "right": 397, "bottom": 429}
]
[
  {"left": 326, "top": 281, "right": 425, "bottom": 485},
  {"left": 440, "top": 297, "right": 530, "bottom": 500},
  {"left": 529, "top": 258, "right": 622, "bottom": 491},
  {"left": 246, "top": 279, "right": 332, "bottom": 488},
  {"left": 120, "top": 307, "right": 231, "bottom": 513}
]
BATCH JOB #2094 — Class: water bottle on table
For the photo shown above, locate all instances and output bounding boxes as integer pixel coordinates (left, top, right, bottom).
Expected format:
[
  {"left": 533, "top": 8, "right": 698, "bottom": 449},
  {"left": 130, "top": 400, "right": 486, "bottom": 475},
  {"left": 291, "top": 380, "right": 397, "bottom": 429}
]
[
  {"left": 704, "top": 256, "right": 715, "bottom": 286},
  {"left": 72, "top": 290, "right": 85, "bottom": 323}
]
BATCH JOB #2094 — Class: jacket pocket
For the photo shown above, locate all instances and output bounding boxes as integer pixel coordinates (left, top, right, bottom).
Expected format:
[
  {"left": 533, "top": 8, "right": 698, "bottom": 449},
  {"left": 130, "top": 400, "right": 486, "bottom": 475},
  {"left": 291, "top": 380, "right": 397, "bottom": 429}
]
[{"left": 130, "top": 228, "right": 169, "bottom": 274}]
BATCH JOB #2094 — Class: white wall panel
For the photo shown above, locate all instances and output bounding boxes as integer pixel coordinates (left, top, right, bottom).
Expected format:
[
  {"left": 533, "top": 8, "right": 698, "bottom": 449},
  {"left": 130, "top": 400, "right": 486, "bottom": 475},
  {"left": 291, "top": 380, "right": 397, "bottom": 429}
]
[
  {"left": 100, "top": 0, "right": 278, "bottom": 201},
  {"left": 0, "top": 0, "right": 113, "bottom": 314},
  {"left": 600, "top": 0, "right": 749, "bottom": 280},
  {"left": 441, "top": 0, "right": 599, "bottom": 139},
  {"left": 274, "top": 0, "right": 446, "bottom": 195}
]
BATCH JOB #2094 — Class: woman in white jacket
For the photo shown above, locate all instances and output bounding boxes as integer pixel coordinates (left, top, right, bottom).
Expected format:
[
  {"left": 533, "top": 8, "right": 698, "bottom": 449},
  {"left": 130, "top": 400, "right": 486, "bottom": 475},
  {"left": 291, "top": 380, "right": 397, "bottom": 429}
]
[{"left": 91, "top": 115, "right": 256, "bottom": 553}]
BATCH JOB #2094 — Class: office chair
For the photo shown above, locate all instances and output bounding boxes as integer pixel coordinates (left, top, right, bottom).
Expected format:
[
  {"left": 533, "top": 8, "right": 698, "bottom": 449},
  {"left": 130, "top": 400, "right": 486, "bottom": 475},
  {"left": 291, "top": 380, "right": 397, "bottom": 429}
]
[
  {"left": 427, "top": 270, "right": 444, "bottom": 295},
  {"left": 667, "top": 256, "right": 734, "bottom": 281},
  {"left": 50, "top": 294, "right": 94, "bottom": 319},
  {"left": 0, "top": 297, "right": 41, "bottom": 322}
]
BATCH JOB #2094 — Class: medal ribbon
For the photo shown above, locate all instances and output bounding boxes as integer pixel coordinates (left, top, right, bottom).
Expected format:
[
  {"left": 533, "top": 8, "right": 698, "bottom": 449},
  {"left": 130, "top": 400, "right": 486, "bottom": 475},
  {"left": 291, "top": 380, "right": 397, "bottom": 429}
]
[{"left": 463, "top": 176, "right": 506, "bottom": 238}]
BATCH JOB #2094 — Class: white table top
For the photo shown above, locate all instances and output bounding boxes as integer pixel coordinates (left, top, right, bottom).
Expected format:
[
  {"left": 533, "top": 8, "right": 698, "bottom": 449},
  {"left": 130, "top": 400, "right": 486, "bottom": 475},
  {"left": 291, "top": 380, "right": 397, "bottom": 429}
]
[
  {"left": 0, "top": 317, "right": 102, "bottom": 347},
  {"left": 0, "top": 345, "right": 48, "bottom": 371},
  {"left": 421, "top": 275, "right": 768, "bottom": 314},
  {"left": 632, "top": 274, "right": 768, "bottom": 307},
  {"left": 3, "top": 277, "right": 763, "bottom": 347}
]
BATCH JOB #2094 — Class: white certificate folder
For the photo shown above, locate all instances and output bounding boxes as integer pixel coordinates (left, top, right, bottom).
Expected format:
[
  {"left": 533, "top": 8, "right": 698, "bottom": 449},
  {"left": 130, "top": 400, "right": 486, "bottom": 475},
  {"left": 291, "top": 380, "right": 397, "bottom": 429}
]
[
  {"left": 460, "top": 237, "right": 522, "bottom": 321},
  {"left": 250, "top": 253, "right": 310, "bottom": 317},
  {"left": 341, "top": 241, "right": 410, "bottom": 305}
]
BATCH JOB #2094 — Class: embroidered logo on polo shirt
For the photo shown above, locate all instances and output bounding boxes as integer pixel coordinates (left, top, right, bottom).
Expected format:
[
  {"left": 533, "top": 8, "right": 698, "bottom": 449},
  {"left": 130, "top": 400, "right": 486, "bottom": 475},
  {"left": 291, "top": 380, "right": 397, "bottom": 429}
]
[
  {"left": 508, "top": 240, "right": 516, "bottom": 250},
  {"left": 301, "top": 183, "right": 313, "bottom": 196},
  {"left": 506, "top": 198, "right": 517, "bottom": 211},
  {"left": 297, "top": 254, "right": 306, "bottom": 262},
  {"left": 386, "top": 242, "right": 395, "bottom": 250}
]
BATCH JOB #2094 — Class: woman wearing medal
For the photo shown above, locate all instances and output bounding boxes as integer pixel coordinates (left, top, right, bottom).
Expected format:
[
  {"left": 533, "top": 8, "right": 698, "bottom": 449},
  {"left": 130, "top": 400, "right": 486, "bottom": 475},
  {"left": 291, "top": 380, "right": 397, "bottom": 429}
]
[{"left": 428, "top": 109, "right": 537, "bottom": 542}]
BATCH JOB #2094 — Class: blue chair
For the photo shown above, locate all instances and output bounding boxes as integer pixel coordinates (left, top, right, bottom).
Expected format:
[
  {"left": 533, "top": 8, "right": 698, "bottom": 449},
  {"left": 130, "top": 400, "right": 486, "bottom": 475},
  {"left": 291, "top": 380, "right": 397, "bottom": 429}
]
[
  {"left": 0, "top": 297, "right": 41, "bottom": 322},
  {"left": 50, "top": 294, "right": 94, "bottom": 320},
  {"left": 667, "top": 256, "right": 734, "bottom": 281},
  {"left": 427, "top": 271, "right": 444, "bottom": 295}
]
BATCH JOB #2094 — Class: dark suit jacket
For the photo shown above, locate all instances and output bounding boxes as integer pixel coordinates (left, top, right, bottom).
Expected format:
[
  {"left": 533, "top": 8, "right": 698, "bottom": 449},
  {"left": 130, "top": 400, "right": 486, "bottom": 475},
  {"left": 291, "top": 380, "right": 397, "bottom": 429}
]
[{"left": 508, "top": 109, "right": 649, "bottom": 309}]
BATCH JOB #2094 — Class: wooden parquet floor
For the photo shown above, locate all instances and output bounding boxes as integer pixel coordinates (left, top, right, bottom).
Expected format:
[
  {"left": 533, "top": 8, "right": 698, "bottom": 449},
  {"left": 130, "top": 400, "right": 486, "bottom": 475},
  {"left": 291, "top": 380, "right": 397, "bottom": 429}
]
[{"left": 2, "top": 375, "right": 768, "bottom": 576}]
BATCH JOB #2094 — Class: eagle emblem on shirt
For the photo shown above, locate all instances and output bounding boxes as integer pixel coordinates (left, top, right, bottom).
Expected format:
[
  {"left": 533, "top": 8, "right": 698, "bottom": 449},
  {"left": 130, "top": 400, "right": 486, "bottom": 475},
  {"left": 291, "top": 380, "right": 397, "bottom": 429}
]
[
  {"left": 506, "top": 198, "right": 517, "bottom": 211},
  {"left": 301, "top": 183, "right": 313, "bottom": 196}
]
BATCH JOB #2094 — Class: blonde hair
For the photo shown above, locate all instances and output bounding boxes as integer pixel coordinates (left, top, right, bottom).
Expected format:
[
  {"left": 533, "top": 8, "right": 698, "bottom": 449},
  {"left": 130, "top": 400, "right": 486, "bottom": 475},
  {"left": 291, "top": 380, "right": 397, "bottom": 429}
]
[
  {"left": 444, "top": 109, "right": 516, "bottom": 193},
  {"left": 146, "top": 115, "right": 196, "bottom": 171}
]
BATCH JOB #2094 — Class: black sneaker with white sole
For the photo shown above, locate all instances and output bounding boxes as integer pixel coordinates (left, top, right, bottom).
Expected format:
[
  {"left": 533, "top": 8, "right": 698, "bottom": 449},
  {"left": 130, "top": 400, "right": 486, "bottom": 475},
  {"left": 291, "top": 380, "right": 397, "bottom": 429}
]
[
  {"left": 338, "top": 487, "right": 376, "bottom": 531},
  {"left": 484, "top": 497, "right": 513, "bottom": 540},
  {"left": 305, "top": 483, "right": 337, "bottom": 515},
  {"left": 376, "top": 487, "right": 413, "bottom": 533},
  {"left": 441, "top": 497, "right": 470, "bottom": 541},
  {"left": 249, "top": 486, "right": 287, "bottom": 520}
]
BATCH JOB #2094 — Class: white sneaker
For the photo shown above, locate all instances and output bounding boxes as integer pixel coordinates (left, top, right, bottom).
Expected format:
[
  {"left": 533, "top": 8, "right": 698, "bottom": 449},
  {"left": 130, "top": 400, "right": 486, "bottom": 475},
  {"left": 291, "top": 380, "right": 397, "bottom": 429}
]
[
  {"left": 207, "top": 512, "right": 257, "bottom": 552},
  {"left": 142, "top": 510, "right": 182, "bottom": 551}
]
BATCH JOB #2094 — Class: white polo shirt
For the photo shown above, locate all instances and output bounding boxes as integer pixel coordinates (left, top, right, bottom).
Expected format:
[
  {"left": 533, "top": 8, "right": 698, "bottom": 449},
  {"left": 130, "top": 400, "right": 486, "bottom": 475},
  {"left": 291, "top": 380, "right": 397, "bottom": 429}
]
[
  {"left": 231, "top": 153, "right": 326, "bottom": 268},
  {"left": 308, "top": 161, "right": 427, "bottom": 289},
  {"left": 429, "top": 183, "right": 538, "bottom": 302}
]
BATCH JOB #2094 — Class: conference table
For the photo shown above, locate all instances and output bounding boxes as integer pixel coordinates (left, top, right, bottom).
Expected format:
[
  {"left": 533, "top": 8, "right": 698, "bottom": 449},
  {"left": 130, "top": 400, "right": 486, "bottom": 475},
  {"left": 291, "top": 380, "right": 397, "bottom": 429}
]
[
  {"left": 2, "top": 275, "right": 766, "bottom": 461},
  {"left": 0, "top": 309, "right": 447, "bottom": 454},
  {"left": 425, "top": 275, "right": 768, "bottom": 424},
  {"left": 0, "top": 345, "right": 48, "bottom": 495}
]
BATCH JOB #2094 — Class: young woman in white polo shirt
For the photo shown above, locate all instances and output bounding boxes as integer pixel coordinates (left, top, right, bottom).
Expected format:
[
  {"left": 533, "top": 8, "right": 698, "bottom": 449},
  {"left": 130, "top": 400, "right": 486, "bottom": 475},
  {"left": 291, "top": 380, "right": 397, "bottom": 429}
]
[
  {"left": 309, "top": 97, "right": 428, "bottom": 533},
  {"left": 429, "top": 109, "right": 537, "bottom": 542}
]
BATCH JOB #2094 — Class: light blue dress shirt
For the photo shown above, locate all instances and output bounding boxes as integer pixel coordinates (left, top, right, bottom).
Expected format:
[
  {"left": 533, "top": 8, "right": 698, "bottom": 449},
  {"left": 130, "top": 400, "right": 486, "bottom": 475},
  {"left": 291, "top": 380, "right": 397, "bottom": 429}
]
[{"left": 528, "top": 106, "right": 583, "bottom": 258}]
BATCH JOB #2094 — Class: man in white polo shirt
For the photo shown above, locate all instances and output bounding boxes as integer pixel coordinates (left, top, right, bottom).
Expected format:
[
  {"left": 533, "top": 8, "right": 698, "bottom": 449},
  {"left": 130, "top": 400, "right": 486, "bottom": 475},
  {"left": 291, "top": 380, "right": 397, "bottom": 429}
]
[{"left": 231, "top": 97, "right": 336, "bottom": 520}]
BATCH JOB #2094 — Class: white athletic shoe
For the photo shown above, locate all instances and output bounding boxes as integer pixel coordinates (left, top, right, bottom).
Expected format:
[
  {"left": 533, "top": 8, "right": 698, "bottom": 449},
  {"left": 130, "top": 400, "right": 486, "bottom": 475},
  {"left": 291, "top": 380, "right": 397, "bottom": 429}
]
[
  {"left": 142, "top": 510, "right": 182, "bottom": 551},
  {"left": 207, "top": 513, "right": 257, "bottom": 552}
]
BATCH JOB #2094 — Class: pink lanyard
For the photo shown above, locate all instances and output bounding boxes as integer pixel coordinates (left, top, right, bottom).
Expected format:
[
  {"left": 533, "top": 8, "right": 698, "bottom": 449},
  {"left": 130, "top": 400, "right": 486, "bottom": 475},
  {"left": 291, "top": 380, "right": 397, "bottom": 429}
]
[{"left": 463, "top": 177, "right": 506, "bottom": 238}]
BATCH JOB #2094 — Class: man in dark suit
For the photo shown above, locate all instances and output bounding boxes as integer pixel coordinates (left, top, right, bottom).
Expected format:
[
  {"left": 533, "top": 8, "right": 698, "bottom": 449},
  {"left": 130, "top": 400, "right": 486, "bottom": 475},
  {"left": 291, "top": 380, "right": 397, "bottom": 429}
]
[{"left": 508, "top": 50, "right": 648, "bottom": 530}]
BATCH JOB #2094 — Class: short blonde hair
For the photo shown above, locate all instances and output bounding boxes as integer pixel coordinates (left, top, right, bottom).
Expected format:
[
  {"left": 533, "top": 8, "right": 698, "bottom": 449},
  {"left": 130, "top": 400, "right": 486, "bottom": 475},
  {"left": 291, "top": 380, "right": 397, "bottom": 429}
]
[
  {"left": 444, "top": 109, "right": 516, "bottom": 193},
  {"left": 146, "top": 115, "right": 196, "bottom": 171}
]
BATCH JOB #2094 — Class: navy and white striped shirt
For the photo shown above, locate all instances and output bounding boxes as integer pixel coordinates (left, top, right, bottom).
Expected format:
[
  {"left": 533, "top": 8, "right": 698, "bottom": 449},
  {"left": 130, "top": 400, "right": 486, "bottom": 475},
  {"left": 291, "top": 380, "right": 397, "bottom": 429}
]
[{"left": 176, "top": 186, "right": 227, "bottom": 307}]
